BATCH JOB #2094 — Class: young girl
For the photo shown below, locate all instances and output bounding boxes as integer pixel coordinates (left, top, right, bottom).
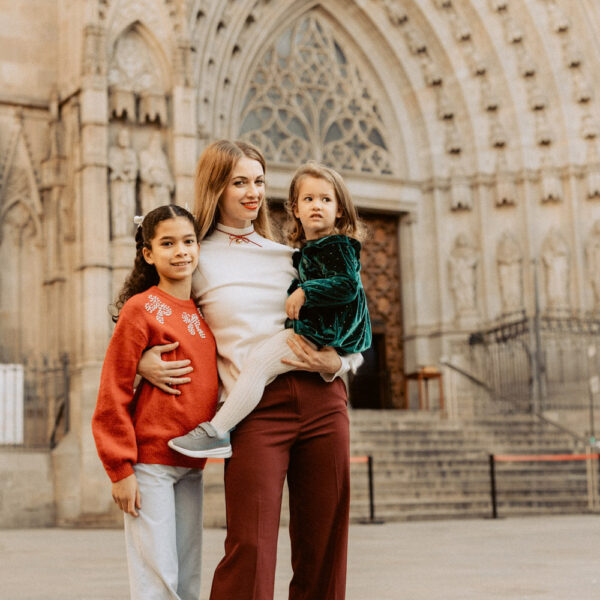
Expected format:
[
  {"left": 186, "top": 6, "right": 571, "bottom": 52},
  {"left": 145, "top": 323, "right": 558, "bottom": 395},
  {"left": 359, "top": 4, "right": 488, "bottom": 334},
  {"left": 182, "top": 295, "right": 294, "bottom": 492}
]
[
  {"left": 91, "top": 205, "right": 220, "bottom": 600},
  {"left": 169, "top": 161, "right": 371, "bottom": 458}
]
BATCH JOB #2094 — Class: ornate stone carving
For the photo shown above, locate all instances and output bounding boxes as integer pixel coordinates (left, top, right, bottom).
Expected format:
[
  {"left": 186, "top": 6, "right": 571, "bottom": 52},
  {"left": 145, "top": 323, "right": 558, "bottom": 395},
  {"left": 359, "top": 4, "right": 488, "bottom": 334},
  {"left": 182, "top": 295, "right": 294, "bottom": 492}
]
[
  {"left": 547, "top": 1, "right": 570, "bottom": 33},
  {"left": 539, "top": 152, "right": 562, "bottom": 203},
  {"left": 436, "top": 89, "right": 455, "bottom": 120},
  {"left": 585, "top": 141, "right": 600, "bottom": 199},
  {"left": 490, "top": 115, "right": 507, "bottom": 148},
  {"left": 586, "top": 221, "right": 600, "bottom": 309},
  {"left": 449, "top": 233, "right": 479, "bottom": 316},
  {"left": 139, "top": 133, "right": 174, "bottom": 214},
  {"left": 481, "top": 79, "right": 500, "bottom": 112},
  {"left": 448, "top": 162, "right": 472, "bottom": 211},
  {"left": 444, "top": 120, "right": 462, "bottom": 154},
  {"left": 497, "top": 232, "right": 523, "bottom": 313},
  {"left": 572, "top": 68, "right": 592, "bottom": 104},
  {"left": 381, "top": 0, "right": 408, "bottom": 26},
  {"left": 109, "top": 86, "right": 135, "bottom": 121},
  {"left": 108, "top": 26, "right": 167, "bottom": 124},
  {"left": 238, "top": 14, "right": 394, "bottom": 175},
  {"left": 421, "top": 57, "right": 443, "bottom": 87},
  {"left": 82, "top": 24, "right": 106, "bottom": 77},
  {"left": 562, "top": 38, "right": 582, "bottom": 69},
  {"left": 494, "top": 151, "right": 516, "bottom": 206},
  {"left": 108, "top": 128, "right": 138, "bottom": 239},
  {"left": 139, "top": 90, "right": 168, "bottom": 124},
  {"left": 541, "top": 228, "right": 570, "bottom": 310},
  {"left": 535, "top": 111, "right": 553, "bottom": 146},
  {"left": 0, "top": 166, "right": 39, "bottom": 244},
  {"left": 514, "top": 42, "right": 536, "bottom": 77}
]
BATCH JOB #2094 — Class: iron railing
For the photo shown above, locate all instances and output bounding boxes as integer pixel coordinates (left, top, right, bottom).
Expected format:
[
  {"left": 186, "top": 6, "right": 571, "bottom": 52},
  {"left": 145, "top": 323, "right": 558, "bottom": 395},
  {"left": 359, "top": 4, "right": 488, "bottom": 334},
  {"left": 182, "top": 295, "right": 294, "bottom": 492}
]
[{"left": 449, "top": 312, "right": 600, "bottom": 415}]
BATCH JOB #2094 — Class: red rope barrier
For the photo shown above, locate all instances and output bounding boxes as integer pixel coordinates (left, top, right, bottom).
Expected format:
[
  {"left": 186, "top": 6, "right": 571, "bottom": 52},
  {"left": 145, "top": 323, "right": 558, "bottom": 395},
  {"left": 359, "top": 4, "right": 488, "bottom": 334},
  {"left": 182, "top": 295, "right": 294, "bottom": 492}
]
[
  {"left": 494, "top": 453, "right": 599, "bottom": 462},
  {"left": 207, "top": 455, "right": 371, "bottom": 464}
]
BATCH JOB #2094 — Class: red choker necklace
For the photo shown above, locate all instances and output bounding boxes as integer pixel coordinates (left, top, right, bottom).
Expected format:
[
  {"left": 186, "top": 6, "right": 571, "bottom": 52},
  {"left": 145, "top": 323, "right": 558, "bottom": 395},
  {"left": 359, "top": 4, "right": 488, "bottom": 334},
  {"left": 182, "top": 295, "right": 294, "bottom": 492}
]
[{"left": 216, "top": 228, "right": 262, "bottom": 247}]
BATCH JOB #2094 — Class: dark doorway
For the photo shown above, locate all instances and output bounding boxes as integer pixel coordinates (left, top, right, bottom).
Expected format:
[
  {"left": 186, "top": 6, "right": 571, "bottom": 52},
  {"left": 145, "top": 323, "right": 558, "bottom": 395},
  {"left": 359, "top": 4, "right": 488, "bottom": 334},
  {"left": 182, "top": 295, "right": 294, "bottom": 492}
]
[{"left": 348, "top": 332, "right": 391, "bottom": 408}]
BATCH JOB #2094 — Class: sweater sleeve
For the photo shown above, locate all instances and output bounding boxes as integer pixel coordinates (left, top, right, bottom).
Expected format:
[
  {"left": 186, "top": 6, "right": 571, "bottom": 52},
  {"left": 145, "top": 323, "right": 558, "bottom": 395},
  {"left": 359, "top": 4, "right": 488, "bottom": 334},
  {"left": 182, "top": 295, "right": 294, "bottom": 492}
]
[
  {"left": 91, "top": 301, "right": 150, "bottom": 483},
  {"left": 300, "top": 241, "right": 361, "bottom": 308}
]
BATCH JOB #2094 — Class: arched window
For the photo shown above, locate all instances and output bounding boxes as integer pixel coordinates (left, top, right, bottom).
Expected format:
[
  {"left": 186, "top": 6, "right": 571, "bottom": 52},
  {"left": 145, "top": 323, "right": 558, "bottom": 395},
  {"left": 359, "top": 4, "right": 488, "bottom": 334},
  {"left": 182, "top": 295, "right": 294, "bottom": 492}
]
[{"left": 239, "top": 14, "right": 394, "bottom": 175}]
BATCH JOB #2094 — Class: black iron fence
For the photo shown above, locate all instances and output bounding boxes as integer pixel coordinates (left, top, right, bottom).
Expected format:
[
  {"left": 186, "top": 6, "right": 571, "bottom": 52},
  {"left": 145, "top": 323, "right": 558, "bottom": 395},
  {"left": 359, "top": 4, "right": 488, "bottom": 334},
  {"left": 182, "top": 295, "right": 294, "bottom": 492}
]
[{"left": 447, "top": 312, "right": 600, "bottom": 415}]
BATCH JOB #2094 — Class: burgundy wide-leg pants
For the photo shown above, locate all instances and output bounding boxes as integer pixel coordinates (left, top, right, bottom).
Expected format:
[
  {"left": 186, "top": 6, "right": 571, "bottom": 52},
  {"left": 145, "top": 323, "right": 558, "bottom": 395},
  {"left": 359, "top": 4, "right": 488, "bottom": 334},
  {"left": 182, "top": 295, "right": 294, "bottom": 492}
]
[{"left": 209, "top": 371, "right": 350, "bottom": 600}]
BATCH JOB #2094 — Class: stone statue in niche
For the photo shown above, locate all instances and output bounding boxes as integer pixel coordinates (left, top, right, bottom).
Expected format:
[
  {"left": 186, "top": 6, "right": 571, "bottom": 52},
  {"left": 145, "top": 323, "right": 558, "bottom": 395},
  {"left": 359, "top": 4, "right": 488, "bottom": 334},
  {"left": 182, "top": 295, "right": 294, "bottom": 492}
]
[
  {"left": 108, "top": 128, "right": 138, "bottom": 239},
  {"left": 497, "top": 232, "right": 523, "bottom": 313},
  {"left": 541, "top": 229, "right": 570, "bottom": 310},
  {"left": 139, "top": 133, "right": 174, "bottom": 213},
  {"left": 586, "top": 220, "right": 600, "bottom": 309},
  {"left": 449, "top": 233, "right": 479, "bottom": 316}
]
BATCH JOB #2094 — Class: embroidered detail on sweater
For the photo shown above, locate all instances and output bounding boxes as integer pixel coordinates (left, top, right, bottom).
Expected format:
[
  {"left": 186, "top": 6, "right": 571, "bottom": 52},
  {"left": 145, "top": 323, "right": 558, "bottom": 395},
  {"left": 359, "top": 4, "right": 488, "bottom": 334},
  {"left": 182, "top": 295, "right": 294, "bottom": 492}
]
[
  {"left": 145, "top": 295, "right": 172, "bottom": 324},
  {"left": 182, "top": 311, "right": 207, "bottom": 337}
]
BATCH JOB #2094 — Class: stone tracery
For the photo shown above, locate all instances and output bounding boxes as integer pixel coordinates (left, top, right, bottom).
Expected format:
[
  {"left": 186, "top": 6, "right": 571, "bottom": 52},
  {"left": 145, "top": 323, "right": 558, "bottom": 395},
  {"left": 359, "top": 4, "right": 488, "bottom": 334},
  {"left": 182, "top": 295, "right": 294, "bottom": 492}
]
[{"left": 238, "top": 14, "right": 394, "bottom": 175}]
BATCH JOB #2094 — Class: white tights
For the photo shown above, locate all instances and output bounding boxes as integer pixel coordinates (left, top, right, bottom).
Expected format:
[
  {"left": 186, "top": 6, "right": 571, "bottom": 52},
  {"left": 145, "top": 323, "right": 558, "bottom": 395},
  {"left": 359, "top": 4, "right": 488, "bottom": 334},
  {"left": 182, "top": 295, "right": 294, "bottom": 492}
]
[{"left": 210, "top": 329, "right": 299, "bottom": 436}]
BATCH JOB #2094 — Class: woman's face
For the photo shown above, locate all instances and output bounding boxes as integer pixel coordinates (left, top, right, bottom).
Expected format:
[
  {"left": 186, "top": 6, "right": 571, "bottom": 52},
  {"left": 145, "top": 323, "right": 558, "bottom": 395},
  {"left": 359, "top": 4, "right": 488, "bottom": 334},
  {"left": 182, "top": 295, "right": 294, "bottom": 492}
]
[{"left": 218, "top": 156, "right": 265, "bottom": 229}]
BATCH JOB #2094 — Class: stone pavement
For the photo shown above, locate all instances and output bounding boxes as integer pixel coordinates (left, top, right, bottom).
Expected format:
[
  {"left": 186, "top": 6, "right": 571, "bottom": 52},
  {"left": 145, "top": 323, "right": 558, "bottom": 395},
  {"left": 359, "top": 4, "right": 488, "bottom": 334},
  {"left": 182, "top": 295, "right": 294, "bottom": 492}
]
[{"left": 1, "top": 515, "right": 599, "bottom": 599}]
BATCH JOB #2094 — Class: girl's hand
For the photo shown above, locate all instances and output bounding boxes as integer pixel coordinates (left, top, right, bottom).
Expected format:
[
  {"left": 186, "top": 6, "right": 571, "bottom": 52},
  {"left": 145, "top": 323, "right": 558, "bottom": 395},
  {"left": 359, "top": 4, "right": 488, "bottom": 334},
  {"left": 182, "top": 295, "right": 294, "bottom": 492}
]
[
  {"left": 285, "top": 288, "right": 306, "bottom": 320},
  {"left": 112, "top": 474, "right": 141, "bottom": 517},
  {"left": 138, "top": 341, "right": 193, "bottom": 395},
  {"left": 282, "top": 333, "right": 342, "bottom": 375}
]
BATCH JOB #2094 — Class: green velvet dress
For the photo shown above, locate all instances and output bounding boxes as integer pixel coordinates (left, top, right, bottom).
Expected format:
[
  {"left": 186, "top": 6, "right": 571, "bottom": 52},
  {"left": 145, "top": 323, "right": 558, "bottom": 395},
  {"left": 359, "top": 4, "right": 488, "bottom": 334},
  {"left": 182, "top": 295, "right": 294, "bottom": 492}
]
[{"left": 285, "top": 234, "right": 372, "bottom": 354}]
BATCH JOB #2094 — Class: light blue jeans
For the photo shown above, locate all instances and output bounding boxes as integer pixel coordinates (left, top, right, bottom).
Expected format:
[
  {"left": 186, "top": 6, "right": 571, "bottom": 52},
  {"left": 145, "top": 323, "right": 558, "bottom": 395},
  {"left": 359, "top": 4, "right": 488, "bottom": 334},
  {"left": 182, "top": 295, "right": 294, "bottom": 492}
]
[{"left": 124, "top": 463, "right": 204, "bottom": 600}]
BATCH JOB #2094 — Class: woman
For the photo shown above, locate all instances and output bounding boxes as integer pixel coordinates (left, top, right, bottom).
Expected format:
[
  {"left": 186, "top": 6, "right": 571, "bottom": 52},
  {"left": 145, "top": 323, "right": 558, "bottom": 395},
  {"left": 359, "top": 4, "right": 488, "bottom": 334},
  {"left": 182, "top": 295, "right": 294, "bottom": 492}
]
[{"left": 138, "top": 140, "right": 362, "bottom": 600}]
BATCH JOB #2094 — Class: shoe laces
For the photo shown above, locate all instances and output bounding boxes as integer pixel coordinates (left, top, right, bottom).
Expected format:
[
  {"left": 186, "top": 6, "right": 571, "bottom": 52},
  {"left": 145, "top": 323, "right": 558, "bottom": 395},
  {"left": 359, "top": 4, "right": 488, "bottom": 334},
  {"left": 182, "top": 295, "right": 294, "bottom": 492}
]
[{"left": 189, "top": 425, "right": 208, "bottom": 439}]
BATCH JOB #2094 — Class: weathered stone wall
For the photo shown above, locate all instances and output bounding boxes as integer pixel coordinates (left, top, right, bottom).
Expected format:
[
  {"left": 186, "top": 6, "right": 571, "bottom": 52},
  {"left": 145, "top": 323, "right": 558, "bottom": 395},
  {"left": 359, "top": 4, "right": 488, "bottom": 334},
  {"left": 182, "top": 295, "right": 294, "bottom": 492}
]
[{"left": 1, "top": 0, "right": 600, "bottom": 524}]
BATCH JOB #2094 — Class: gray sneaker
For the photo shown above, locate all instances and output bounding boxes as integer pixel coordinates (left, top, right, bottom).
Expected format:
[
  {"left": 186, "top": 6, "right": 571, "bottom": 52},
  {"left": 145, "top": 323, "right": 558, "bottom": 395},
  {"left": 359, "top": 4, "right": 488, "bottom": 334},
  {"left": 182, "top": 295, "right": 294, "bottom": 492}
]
[{"left": 168, "top": 422, "right": 232, "bottom": 458}]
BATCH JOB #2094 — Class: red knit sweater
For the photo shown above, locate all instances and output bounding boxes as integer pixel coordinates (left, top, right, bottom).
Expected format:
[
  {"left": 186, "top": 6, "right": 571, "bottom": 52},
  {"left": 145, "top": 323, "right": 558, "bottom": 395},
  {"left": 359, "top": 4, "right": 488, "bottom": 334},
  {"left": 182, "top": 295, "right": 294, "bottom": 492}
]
[{"left": 92, "top": 286, "right": 219, "bottom": 482}]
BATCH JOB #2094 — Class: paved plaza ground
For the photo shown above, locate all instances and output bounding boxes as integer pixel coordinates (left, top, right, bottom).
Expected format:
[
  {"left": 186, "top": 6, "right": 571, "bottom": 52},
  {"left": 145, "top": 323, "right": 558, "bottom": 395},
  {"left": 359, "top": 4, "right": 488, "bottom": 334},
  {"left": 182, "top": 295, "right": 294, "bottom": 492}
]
[{"left": 1, "top": 514, "right": 599, "bottom": 599}]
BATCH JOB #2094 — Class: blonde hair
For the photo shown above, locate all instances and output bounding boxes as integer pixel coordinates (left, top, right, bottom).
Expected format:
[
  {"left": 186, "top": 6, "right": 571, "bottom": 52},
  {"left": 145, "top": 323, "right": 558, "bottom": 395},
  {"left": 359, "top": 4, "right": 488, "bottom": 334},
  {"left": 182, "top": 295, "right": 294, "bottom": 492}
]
[
  {"left": 286, "top": 161, "right": 366, "bottom": 247},
  {"left": 194, "top": 139, "right": 273, "bottom": 240}
]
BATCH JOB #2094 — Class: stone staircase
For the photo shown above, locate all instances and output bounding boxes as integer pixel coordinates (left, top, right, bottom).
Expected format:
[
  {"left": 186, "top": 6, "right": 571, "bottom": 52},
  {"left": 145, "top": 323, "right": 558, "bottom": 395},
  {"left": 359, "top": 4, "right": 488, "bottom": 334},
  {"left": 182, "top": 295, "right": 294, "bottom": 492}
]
[
  {"left": 201, "top": 410, "right": 596, "bottom": 527},
  {"left": 348, "top": 410, "right": 596, "bottom": 522}
]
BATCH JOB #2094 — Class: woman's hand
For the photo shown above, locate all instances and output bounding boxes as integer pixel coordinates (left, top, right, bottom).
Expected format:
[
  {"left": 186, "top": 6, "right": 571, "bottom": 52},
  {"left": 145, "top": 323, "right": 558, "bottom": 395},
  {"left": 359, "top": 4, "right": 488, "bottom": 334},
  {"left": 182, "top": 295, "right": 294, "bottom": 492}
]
[
  {"left": 112, "top": 473, "right": 141, "bottom": 517},
  {"left": 282, "top": 333, "right": 341, "bottom": 375},
  {"left": 137, "top": 341, "right": 193, "bottom": 395}
]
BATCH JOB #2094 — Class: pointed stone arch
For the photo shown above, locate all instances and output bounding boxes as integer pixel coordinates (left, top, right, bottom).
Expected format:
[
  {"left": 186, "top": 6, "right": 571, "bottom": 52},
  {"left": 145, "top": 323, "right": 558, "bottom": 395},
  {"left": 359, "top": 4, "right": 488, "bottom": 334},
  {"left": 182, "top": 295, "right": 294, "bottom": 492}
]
[
  {"left": 236, "top": 11, "right": 396, "bottom": 176},
  {"left": 108, "top": 21, "right": 171, "bottom": 123},
  {"left": 0, "top": 131, "right": 44, "bottom": 363}
]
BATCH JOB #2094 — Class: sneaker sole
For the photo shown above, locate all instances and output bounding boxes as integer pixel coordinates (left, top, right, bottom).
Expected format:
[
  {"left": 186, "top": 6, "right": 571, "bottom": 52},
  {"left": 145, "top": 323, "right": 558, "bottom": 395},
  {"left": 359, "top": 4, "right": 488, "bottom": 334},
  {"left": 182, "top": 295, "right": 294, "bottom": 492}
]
[{"left": 168, "top": 439, "right": 232, "bottom": 459}]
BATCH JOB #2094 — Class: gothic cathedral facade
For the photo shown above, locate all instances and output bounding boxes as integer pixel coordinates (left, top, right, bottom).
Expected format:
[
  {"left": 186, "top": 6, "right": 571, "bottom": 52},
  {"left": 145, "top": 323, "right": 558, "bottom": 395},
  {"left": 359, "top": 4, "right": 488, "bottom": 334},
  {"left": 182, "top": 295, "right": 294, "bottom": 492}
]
[{"left": 1, "top": 0, "right": 600, "bottom": 524}]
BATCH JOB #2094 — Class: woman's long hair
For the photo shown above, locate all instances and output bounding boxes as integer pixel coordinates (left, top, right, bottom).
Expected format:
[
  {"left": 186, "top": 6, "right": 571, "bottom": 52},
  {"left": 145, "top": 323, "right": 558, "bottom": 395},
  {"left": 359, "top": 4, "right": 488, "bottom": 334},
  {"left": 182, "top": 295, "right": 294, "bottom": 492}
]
[
  {"left": 111, "top": 205, "right": 199, "bottom": 322},
  {"left": 286, "top": 161, "right": 367, "bottom": 247},
  {"left": 194, "top": 139, "right": 273, "bottom": 240}
]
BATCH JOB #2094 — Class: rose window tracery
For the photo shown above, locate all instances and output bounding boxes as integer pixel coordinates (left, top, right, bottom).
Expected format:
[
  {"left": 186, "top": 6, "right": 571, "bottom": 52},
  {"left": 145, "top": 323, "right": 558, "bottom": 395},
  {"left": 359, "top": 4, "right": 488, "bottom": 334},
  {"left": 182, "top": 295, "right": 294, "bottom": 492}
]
[{"left": 239, "top": 14, "right": 394, "bottom": 175}]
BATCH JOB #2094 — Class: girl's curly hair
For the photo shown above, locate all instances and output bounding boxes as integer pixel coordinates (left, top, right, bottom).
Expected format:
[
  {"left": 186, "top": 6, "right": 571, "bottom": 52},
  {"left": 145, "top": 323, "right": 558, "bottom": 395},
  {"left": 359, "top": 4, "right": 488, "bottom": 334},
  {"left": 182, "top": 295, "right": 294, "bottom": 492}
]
[{"left": 111, "top": 204, "right": 199, "bottom": 322}]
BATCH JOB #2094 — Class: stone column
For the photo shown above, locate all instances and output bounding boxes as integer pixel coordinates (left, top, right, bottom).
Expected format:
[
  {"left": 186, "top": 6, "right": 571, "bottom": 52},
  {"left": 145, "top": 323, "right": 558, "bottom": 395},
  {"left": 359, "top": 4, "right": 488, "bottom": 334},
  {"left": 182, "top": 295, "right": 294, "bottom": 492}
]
[
  {"left": 52, "top": 21, "right": 113, "bottom": 525},
  {"left": 172, "top": 41, "right": 198, "bottom": 207}
]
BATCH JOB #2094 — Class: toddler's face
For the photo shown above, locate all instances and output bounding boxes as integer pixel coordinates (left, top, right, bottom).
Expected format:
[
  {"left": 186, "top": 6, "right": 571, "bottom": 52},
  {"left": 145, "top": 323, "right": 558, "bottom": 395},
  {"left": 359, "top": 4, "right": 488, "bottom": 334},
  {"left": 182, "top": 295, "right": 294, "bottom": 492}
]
[{"left": 293, "top": 176, "right": 342, "bottom": 241}]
